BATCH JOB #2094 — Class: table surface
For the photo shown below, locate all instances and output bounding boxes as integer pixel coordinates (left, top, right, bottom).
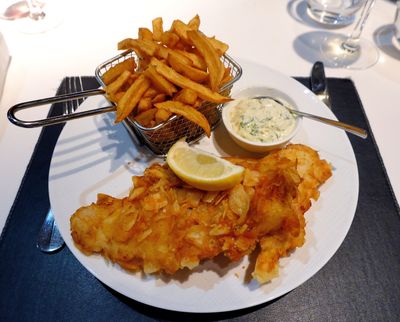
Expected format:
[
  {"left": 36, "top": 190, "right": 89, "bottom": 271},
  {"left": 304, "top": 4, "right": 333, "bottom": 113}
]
[{"left": 0, "top": 0, "right": 399, "bottom": 307}]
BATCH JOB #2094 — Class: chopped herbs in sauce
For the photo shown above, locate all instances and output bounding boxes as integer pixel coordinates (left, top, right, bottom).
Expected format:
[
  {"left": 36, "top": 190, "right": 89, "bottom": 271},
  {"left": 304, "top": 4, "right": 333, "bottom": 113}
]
[{"left": 230, "top": 98, "right": 296, "bottom": 143}]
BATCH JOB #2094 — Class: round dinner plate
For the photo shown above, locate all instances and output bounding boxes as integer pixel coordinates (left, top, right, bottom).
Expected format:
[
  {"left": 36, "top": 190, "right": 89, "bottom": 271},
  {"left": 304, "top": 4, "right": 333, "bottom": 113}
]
[{"left": 49, "top": 60, "right": 358, "bottom": 313}]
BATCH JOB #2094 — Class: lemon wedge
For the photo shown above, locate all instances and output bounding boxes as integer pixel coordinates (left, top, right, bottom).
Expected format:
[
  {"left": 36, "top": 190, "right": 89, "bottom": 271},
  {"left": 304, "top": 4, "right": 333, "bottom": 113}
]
[{"left": 166, "top": 141, "right": 244, "bottom": 191}]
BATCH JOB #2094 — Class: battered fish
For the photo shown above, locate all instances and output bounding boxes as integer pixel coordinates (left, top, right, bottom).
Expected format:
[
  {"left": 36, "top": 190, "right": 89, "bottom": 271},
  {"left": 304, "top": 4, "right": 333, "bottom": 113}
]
[{"left": 70, "top": 144, "right": 332, "bottom": 283}]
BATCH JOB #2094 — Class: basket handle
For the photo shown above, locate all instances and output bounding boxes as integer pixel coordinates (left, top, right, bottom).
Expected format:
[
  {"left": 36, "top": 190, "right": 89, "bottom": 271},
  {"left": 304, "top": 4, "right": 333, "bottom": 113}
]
[{"left": 7, "top": 88, "right": 116, "bottom": 128}]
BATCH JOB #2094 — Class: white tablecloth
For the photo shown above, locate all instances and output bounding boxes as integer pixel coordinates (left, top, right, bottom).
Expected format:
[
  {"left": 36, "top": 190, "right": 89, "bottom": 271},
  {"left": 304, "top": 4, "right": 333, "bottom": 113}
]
[{"left": 0, "top": 0, "right": 399, "bottom": 233}]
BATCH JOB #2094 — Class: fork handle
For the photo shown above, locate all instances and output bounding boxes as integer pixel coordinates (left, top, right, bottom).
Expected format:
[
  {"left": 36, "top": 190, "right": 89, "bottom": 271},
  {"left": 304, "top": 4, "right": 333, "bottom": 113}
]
[
  {"left": 37, "top": 209, "right": 64, "bottom": 253},
  {"left": 7, "top": 89, "right": 115, "bottom": 128},
  {"left": 293, "top": 110, "right": 368, "bottom": 139}
]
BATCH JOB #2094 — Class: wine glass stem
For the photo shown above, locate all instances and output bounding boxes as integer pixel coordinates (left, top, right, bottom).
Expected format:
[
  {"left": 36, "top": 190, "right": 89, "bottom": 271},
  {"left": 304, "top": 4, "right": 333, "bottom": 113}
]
[
  {"left": 342, "top": 0, "right": 376, "bottom": 53},
  {"left": 27, "top": 0, "right": 45, "bottom": 20}
]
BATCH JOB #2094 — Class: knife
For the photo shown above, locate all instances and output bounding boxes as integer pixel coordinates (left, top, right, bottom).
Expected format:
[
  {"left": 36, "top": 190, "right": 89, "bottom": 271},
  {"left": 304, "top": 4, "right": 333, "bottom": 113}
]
[{"left": 310, "top": 61, "right": 332, "bottom": 109}]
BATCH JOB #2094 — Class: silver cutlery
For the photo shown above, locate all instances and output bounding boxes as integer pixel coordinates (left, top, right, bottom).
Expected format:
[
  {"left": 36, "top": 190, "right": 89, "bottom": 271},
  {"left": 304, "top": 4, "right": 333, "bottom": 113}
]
[
  {"left": 37, "top": 76, "right": 84, "bottom": 253},
  {"left": 255, "top": 96, "right": 368, "bottom": 139},
  {"left": 37, "top": 209, "right": 64, "bottom": 253},
  {"left": 310, "top": 61, "right": 332, "bottom": 109}
]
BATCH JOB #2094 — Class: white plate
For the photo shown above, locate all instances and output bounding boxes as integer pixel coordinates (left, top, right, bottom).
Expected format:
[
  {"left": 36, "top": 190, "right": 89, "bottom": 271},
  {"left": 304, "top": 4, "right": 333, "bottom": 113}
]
[{"left": 49, "top": 60, "right": 358, "bottom": 313}]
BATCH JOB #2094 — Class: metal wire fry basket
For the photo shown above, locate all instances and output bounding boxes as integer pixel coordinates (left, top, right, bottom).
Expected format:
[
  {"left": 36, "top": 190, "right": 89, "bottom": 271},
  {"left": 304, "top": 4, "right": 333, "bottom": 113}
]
[
  {"left": 8, "top": 49, "right": 242, "bottom": 156},
  {"left": 95, "top": 49, "right": 242, "bottom": 155}
]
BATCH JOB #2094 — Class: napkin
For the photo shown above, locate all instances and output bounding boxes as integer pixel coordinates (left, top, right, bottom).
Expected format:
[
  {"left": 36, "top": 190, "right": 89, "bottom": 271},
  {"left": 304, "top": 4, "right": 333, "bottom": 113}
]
[
  {"left": 0, "top": 32, "right": 11, "bottom": 100},
  {"left": 0, "top": 77, "right": 399, "bottom": 321}
]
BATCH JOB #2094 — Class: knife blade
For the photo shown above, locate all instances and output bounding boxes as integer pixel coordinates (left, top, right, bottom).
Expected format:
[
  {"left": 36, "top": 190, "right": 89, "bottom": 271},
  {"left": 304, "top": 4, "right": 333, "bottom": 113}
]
[{"left": 310, "top": 61, "right": 332, "bottom": 109}]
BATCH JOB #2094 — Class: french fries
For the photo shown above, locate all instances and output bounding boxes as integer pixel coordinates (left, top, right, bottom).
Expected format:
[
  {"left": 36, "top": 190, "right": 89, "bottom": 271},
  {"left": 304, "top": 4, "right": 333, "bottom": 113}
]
[
  {"left": 186, "top": 30, "right": 222, "bottom": 91},
  {"left": 174, "top": 88, "right": 198, "bottom": 105},
  {"left": 102, "top": 58, "right": 136, "bottom": 85},
  {"left": 138, "top": 28, "right": 153, "bottom": 41},
  {"left": 134, "top": 108, "right": 156, "bottom": 127},
  {"left": 167, "top": 53, "right": 208, "bottom": 83},
  {"left": 161, "top": 31, "right": 180, "bottom": 48},
  {"left": 115, "top": 74, "right": 151, "bottom": 123},
  {"left": 105, "top": 70, "right": 131, "bottom": 95},
  {"left": 187, "top": 14, "right": 200, "bottom": 30},
  {"left": 155, "top": 101, "right": 211, "bottom": 136},
  {"left": 152, "top": 17, "right": 163, "bottom": 41},
  {"left": 144, "top": 65, "right": 177, "bottom": 96},
  {"left": 150, "top": 57, "right": 230, "bottom": 103},
  {"left": 102, "top": 15, "right": 233, "bottom": 137}
]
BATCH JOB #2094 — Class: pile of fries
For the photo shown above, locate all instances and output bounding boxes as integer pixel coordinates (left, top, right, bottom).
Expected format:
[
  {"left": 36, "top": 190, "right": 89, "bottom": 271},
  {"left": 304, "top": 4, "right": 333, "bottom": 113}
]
[{"left": 101, "top": 15, "right": 234, "bottom": 137}]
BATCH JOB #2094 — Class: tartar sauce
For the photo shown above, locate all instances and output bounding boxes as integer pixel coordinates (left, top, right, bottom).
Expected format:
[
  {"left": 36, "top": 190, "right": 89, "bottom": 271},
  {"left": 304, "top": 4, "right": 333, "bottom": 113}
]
[{"left": 230, "top": 98, "right": 296, "bottom": 143}]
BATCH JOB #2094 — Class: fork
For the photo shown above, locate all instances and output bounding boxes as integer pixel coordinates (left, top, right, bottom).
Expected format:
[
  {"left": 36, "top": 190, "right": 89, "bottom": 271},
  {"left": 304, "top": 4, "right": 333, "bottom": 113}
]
[{"left": 37, "top": 76, "right": 84, "bottom": 253}]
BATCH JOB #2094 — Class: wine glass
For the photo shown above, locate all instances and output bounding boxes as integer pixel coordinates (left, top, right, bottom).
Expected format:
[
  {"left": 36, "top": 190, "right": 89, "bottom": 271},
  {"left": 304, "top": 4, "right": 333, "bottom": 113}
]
[
  {"left": 1, "top": 0, "right": 62, "bottom": 34},
  {"left": 320, "top": 0, "right": 379, "bottom": 69},
  {"left": 0, "top": 1, "right": 29, "bottom": 20}
]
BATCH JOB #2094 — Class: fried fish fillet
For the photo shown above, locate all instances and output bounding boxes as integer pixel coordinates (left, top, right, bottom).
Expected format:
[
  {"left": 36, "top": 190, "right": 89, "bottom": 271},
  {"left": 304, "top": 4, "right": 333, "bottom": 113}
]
[{"left": 70, "top": 144, "right": 332, "bottom": 283}]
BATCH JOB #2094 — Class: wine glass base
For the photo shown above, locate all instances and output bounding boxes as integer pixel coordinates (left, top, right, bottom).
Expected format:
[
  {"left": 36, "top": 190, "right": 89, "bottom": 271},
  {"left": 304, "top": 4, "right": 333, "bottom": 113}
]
[
  {"left": 15, "top": 2, "right": 63, "bottom": 34},
  {"left": 0, "top": 1, "right": 29, "bottom": 20},
  {"left": 320, "top": 34, "right": 380, "bottom": 70}
]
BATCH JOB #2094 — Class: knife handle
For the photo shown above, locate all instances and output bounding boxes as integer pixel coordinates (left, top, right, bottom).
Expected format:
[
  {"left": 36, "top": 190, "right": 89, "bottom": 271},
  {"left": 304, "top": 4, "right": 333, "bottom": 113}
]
[{"left": 310, "top": 61, "right": 327, "bottom": 94}]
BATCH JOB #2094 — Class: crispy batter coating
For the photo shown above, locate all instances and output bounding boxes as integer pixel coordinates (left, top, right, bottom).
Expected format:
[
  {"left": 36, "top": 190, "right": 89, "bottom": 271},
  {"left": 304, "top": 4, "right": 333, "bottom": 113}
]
[{"left": 70, "top": 144, "right": 332, "bottom": 283}]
